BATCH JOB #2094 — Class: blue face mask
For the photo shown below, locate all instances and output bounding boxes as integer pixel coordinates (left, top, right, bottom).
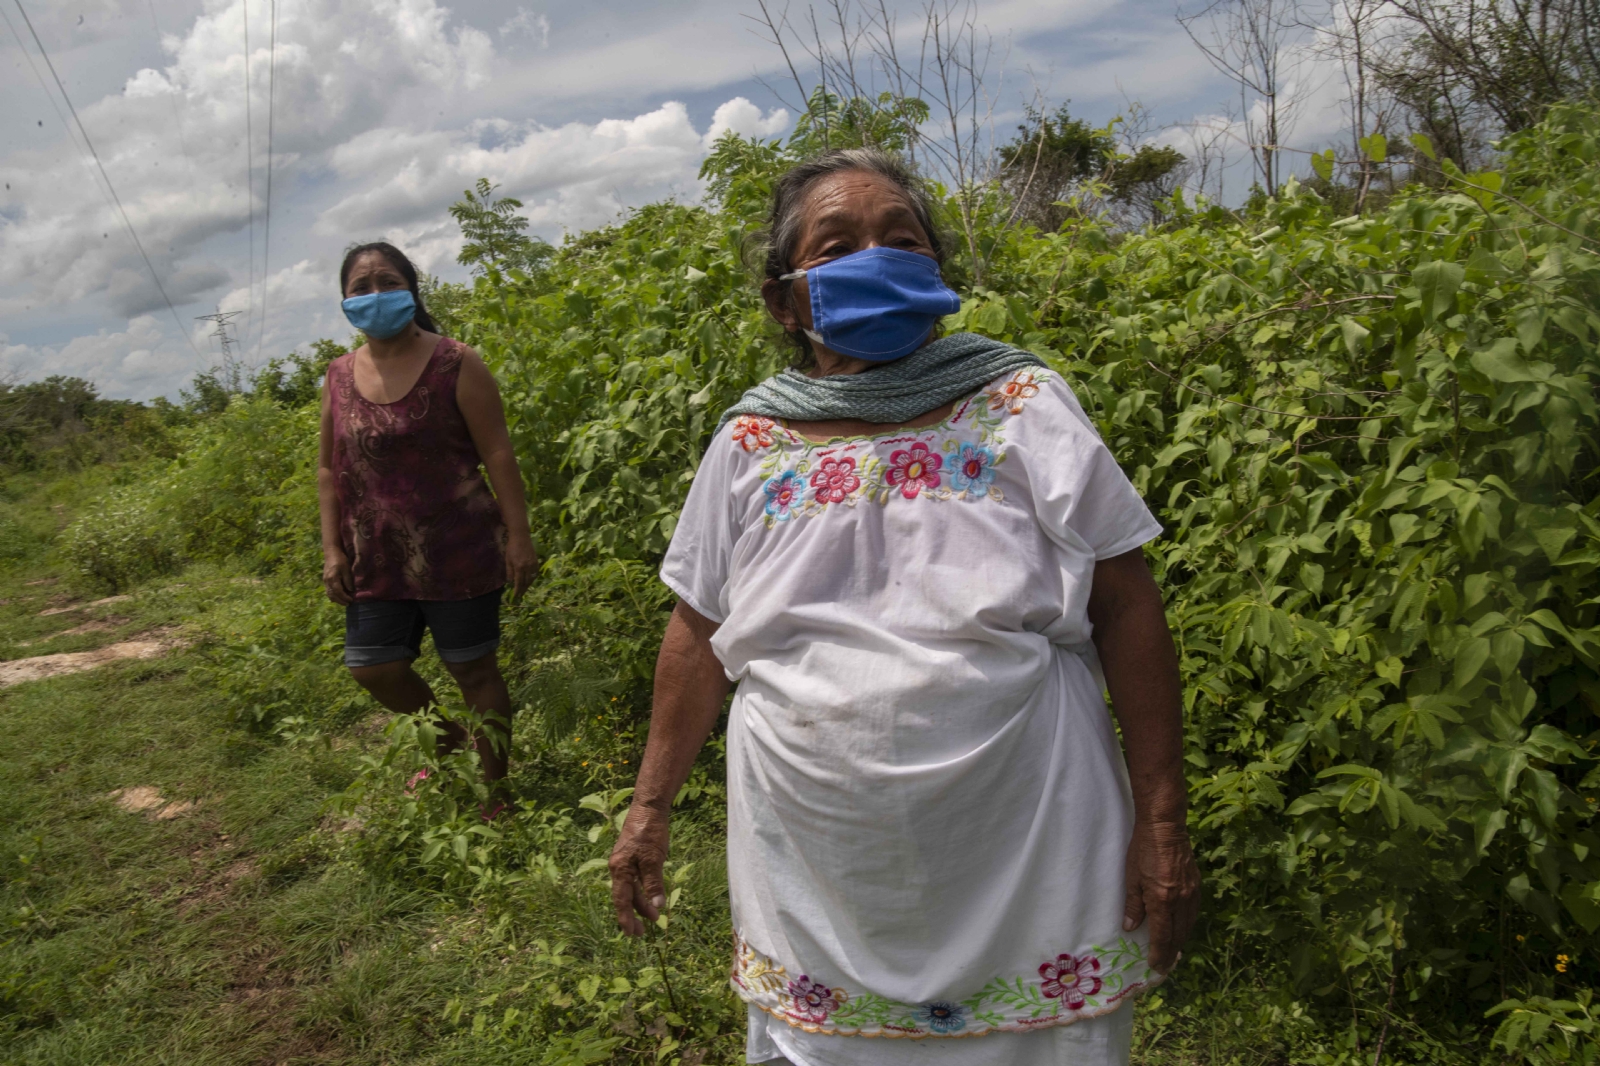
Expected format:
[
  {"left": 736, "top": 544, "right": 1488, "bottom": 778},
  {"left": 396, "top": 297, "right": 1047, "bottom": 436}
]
[
  {"left": 342, "top": 289, "right": 417, "bottom": 339},
  {"left": 781, "top": 247, "right": 961, "bottom": 362}
]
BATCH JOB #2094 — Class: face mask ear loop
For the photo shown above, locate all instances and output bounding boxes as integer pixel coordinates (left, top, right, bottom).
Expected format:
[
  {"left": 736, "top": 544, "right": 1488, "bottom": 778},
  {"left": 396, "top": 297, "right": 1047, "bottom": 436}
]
[{"left": 776, "top": 269, "right": 820, "bottom": 347}]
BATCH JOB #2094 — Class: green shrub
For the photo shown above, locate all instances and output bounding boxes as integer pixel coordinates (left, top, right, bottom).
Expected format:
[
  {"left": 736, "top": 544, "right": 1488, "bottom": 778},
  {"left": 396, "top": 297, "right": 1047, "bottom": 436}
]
[
  {"left": 56, "top": 394, "right": 318, "bottom": 593},
  {"left": 56, "top": 482, "right": 180, "bottom": 592}
]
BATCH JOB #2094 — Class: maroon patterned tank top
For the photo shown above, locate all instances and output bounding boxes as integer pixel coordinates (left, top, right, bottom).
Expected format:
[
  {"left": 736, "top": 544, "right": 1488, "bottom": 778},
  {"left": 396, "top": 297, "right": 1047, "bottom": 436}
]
[{"left": 327, "top": 338, "right": 506, "bottom": 601}]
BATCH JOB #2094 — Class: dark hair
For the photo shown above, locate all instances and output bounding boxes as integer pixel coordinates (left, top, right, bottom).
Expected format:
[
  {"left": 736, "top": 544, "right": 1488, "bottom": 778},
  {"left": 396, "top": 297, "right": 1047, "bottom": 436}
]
[
  {"left": 339, "top": 241, "right": 440, "bottom": 335},
  {"left": 758, "top": 148, "right": 946, "bottom": 365}
]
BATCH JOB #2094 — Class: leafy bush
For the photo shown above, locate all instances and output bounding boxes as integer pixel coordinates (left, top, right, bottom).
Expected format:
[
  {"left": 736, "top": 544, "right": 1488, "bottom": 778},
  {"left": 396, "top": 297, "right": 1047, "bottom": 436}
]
[
  {"left": 57, "top": 395, "right": 318, "bottom": 591},
  {"left": 56, "top": 482, "right": 181, "bottom": 592}
]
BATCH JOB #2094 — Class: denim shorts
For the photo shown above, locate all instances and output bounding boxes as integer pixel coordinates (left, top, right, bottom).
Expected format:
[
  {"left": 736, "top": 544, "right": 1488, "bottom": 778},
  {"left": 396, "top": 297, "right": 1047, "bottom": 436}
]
[{"left": 343, "top": 587, "right": 503, "bottom": 668}]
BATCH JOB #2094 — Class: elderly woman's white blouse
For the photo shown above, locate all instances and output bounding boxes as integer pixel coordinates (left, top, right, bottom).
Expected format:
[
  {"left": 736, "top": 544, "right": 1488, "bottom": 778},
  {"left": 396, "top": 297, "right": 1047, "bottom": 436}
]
[{"left": 661, "top": 369, "right": 1165, "bottom": 1065}]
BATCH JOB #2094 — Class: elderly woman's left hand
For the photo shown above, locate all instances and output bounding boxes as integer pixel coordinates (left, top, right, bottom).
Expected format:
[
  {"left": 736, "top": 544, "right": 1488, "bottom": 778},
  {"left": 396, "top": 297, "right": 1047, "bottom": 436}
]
[{"left": 1123, "top": 818, "right": 1200, "bottom": 973}]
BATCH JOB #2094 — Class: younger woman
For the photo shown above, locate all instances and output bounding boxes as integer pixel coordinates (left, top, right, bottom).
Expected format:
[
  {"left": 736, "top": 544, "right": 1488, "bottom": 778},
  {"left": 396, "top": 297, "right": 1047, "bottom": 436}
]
[{"left": 318, "top": 241, "right": 538, "bottom": 806}]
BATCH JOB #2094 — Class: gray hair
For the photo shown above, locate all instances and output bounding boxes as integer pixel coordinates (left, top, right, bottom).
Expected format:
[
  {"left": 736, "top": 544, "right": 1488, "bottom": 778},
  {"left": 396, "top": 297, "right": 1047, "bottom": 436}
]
[
  {"left": 759, "top": 148, "right": 947, "bottom": 364},
  {"left": 763, "top": 148, "right": 946, "bottom": 280}
]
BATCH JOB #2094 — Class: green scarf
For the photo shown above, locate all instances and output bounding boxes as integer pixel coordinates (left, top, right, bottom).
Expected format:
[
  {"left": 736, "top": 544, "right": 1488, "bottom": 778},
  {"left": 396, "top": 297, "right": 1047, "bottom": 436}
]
[{"left": 716, "top": 332, "right": 1046, "bottom": 430}]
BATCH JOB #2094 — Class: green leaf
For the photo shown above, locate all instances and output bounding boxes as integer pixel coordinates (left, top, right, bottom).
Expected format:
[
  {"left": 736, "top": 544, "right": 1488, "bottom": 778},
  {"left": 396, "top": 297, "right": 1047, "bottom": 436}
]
[
  {"left": 1359, "top": 132, "right": 1388, "bottom": 163},
  {"left": 1410, "top": 132, "right": 1437, "bottom": 160},
  {"left": 1471, "top": 337, "right": 1548, "bottom": 383},
  {"left": 1561, "top": 881, "right": 1600, "bottom": 933},
  {"left": 1312, "top": 149, "right": 1335, "bottom": 181},
  {"left": 1414, "top": 260, "right": 1465, "bottom": 321},
  {"left": 1474, "top": 806, "right": 1508, "bottom": 854},
  {"left": 1340, "top": 316, "right": 1370, "bottom": 358},
  {"left": 1453, "top": 636, "right": 1492, "bottom": 690},
  {"left": 1525, "top": 767, "right": 1561, "bottom": 827}
]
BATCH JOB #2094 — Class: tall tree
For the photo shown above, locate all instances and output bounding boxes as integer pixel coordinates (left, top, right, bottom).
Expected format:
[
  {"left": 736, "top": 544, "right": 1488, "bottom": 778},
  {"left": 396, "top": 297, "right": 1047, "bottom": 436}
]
[
  {"left": 449, "top": 179, "right": 554, "bottom": 276},
  {"left": 1179, "top": 0, "right": 1311, "bottom": 193}
]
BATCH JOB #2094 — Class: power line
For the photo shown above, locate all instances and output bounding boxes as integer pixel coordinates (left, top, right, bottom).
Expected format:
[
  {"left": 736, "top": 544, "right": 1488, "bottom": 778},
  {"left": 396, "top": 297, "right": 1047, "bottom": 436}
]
[
  {"left": 254, "top": 0, "right": 277, "bottom": 360},
  {"left": 1, "top": 5, "right": 114, "bottom": 213},
  {"left": 241, "top": 0, "right": 257, "bottom": 354},
  {"left": 9, "top": 0, "right": 204, "bottom": 359}
]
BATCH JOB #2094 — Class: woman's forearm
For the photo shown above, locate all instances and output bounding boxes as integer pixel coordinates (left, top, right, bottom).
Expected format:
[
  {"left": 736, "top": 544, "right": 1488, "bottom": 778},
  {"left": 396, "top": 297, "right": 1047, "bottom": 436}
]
[
  {"left": 633, "top": 602, "right": 731, "bottom": 810},
  {"left": 317, "top": 468, "right": 344, "bottom": 557},
  {"left": 481, "top": 447, "right": 533, "bottom": 541},
  {"left": 1088, "top": 550, "right": 1186, "bottom": 823}
]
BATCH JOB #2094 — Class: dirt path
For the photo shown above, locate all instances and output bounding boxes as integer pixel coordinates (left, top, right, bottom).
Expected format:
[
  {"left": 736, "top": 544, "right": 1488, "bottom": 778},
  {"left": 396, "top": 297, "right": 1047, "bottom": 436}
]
[{"left": 0, "top": 628, "right": 185, "bottom": 688}]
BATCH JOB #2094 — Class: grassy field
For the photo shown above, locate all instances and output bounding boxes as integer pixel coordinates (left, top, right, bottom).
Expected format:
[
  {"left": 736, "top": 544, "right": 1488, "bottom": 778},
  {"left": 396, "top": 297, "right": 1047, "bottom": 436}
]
[
  {"left": 0, "top": 469, "right": 747, "bottom": 1066},
  {"left": 0, "top": 494, "right": 427, "bottom": 1062}
]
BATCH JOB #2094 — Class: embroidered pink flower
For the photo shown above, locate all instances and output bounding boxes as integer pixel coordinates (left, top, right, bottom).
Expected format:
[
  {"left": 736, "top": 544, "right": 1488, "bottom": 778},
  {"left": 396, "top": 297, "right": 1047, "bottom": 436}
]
[
  {"left": 809, "top": 456, "right": 861, "bottom": 504},
  {"left": 986, "top": 371, "right": 1041, "bottom": 413},
  {"left": 885, "top": 441, "right": 942, "bottom": 499},
  {"left": 787, "top": 975, "right": 846, "bottom": 1023},
  {"left": 730, "top": 415, "right": 776, "bottom": 452},
  {"left": 1039, "top": 952, "right": 1103, "bottom": 1009}
]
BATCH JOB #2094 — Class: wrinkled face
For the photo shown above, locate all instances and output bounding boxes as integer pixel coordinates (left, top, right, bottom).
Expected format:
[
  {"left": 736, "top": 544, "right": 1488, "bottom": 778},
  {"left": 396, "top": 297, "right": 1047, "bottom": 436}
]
[
  {"left": 343, "top": 252, "right": 409, "bottom": 299},
  {"left": 763, "top": 170, "right": 939, "bottom": 339},
  {"left": 788, "top": 170, "right": 937, "bottom": 272}
]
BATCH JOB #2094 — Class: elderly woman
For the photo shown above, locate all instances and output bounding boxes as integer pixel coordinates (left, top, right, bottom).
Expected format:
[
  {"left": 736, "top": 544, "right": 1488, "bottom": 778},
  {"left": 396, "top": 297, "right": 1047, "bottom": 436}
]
[{"left": 609, "top": 149, "right": 1199, "bottom": 1066}]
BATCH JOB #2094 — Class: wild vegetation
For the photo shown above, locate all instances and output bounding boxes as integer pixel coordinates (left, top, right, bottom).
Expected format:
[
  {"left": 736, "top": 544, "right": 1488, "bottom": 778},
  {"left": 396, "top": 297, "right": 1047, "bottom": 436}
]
[{"left": 4, "top": 6, "right": 1600, "bottom": 1056}]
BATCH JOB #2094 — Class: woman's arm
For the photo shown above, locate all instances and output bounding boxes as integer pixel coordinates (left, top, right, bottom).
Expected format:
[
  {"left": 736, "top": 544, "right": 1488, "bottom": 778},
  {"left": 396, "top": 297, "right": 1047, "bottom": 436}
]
[
  {"left": 317, "top": 382, "right": 354, "bottom": 605},
  {"left": 610, "top": 601, "right": 731, "bottom": 936},
  {"left": 1087, "top": 548, "right": 1201, "bottom": 974},
  {"left": 455, "top": 349, "right": 539, "bottom": 599}
]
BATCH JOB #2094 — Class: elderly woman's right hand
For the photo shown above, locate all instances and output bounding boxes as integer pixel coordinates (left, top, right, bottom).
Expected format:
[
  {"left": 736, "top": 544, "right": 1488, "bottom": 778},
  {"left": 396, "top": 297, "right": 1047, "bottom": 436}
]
[
  {"left": 610, "top": 800, "right": 671, "bottom": 936},
  {"left": 322, "top": 551, "right": 355, "bottom": 605}
]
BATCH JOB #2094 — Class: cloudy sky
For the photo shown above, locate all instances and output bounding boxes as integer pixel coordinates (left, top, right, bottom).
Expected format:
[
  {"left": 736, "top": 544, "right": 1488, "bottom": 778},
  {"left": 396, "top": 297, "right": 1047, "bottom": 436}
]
[{"left": 0, "top": 0, "right": 1350, "bottom": 399}]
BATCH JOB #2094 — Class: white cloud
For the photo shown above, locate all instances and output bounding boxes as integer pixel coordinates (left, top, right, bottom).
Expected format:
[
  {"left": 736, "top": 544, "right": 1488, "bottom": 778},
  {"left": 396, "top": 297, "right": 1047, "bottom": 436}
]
[
  {"left": 703, "top": 97, "right": 791, "bottom": 148},
  {"left": 0, "top": 0, "right": 496, "bottom": 321},
  {"left": 316, "top": 100, "right": 750, "bottom": 256},
  {"left": 498, "top": 7, "right": 550, "bottom": 46},
  {"left": 1, "top": 316, "right": 195, "bottom": 400}
]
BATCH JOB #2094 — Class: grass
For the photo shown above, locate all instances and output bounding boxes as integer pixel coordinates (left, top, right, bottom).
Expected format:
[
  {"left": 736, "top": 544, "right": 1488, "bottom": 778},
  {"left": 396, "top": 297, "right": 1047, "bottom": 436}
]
[
  {"left": 0, "top": 463, "right": 448, "bottom": 1063},
  {"left": 0, "top": 467, "right": 747, "bottom": 1065}
]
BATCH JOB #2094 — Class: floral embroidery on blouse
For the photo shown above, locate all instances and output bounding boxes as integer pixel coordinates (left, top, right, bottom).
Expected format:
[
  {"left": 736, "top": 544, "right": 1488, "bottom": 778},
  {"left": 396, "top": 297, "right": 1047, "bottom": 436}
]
[
  {"left": 788, "top": 975, "right": 847, "bottom": 1024},
  {"left": 731, "top": 415, "right": 777, "bottom": 453},
  {"left": 949, "top": 442, "right": 999, "bottom": 497},
  {"left": 1039, "top": 952, "right": 1104, "bottom": 1009},
  {"left": 885, "top": 442, "right": 942, "bottom": 499},
  {"left": 731, "top": 931, "right": 1159, "bottom": 1039},
  {"left": 985, "top": 370, "right": 1042, "bottom": 414},
  {"left": 741, "top": 370, "right": 1052, "bottom": 528},
  {"left": 763, "top": 470, "right": 805, "bottom": 521},
  {"left": 809, "top": 456, "right": 861, "bottom": 504},
  {"left": 915, "top": 1001, "right": 970, "bottom": 1034}
]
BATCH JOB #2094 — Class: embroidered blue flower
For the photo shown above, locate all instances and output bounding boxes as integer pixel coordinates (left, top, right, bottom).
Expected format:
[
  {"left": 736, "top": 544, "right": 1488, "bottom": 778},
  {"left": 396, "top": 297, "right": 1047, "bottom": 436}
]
[
  {"left": 949, "top": 442, "right": 999, "bottom": 496},
  {"left": 914, "top": 1000, "right": 969, "bottom": 1034},
  {"left": 763, "top": 470, "right": 805, "bottom": 521}
]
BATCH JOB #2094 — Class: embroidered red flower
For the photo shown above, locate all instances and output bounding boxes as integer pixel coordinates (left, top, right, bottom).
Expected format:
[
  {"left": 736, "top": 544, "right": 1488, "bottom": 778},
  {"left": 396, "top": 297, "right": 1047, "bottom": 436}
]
[
  {"left": 787, "top": 975, "right": 846, "bottom": 1023},
  {"left": 809, "top": 456, "right": 860, "bottom": 504},
  {"left": 730, "top": 415, "right": 776, "bottom": 452},
  {"left": 1039, "top": 952, "right": 1103, "bottom": 1009},
  {"left": 986, "top": 371, "right": 1041, "bottom": 413},
  {"left": 885, "top": 441, "right": 942, "bottom": 499}
]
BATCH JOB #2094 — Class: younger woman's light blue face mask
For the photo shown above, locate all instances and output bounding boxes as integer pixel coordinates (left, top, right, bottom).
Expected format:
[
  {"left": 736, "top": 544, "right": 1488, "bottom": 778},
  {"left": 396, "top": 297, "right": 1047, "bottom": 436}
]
[
  {"left": 781, "top": 247, "right": 961, "bottom": 362},
  {"left": 342, "top": 289, "right": 417, "bottom": 339}
]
